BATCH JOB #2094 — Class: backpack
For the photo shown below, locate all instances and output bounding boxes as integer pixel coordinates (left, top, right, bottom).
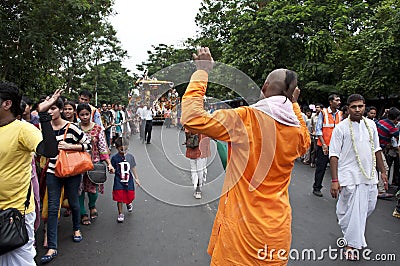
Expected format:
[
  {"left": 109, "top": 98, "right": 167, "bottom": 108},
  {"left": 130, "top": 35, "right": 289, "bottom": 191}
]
[{"left": 185, "top": 132, "right": 199, "bottom": 149}]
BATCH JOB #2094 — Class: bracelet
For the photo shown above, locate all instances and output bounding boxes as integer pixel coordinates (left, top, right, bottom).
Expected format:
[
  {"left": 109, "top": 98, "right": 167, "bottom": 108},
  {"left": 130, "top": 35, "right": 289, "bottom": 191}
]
[
  {"left": 81, "top": 144, "right": 84, "bottom": 151},
  {"left": 38, "top": 112, "right": 52, "bottom": 122},
  {"left": 332, "top": 179, "right": 339, "bottom": 182}
]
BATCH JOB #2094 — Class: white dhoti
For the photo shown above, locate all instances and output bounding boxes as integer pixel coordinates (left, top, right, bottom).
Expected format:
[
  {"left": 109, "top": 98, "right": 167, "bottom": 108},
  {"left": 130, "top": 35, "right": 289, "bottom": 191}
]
[
  {"left": 336, "top": 184, "right": 378, "bottom": 249},
  {"left": 189, "top": 157, "right": 207, "bottom": 189}
]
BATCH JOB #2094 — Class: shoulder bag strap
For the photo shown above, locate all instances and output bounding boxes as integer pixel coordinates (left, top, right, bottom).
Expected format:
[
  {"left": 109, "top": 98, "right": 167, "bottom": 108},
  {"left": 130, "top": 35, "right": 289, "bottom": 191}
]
[
  {"left": 63, "top": 123, "right": 71, "bottom": 141},
  {"left": 23, "top": 183, "right": 32, "bottom": 215}
]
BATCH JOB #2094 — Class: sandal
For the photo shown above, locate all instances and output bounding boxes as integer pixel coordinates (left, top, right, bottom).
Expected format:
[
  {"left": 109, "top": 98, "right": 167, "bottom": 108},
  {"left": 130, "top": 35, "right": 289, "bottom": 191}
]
[
  {"left": 90, "top": 208, "right": 98, "bottom": 220},
  {"left": 40, "top": 249, "right": 58, "bottom": 264},
  {"left": 81, "top": 214, "right": 91, "bottom": 225},
  {"left": 73, "top": 230, "right": 83, "bottom": 243}
]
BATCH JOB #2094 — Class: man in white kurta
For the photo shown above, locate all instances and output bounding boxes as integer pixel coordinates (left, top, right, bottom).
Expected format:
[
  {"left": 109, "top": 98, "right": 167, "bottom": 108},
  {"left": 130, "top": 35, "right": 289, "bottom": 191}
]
[{"left": 329, "top": 94, "right": 388, "bottom": 258}]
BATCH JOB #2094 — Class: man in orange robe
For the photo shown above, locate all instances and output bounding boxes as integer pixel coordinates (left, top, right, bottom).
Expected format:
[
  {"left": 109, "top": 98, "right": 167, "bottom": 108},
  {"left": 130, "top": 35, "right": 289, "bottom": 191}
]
[{"left": 181, "top": 47, "right": 310, "bottom": 265}]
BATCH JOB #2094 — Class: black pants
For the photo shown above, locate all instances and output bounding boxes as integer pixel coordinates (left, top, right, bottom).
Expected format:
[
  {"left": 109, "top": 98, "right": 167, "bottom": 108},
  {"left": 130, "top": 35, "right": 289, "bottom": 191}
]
[
  {"left": 313, "top": 145, "right": 329, "bottom": 191},
  {"left": 145, "top": 120, "right": 153, "bottom": 143}
]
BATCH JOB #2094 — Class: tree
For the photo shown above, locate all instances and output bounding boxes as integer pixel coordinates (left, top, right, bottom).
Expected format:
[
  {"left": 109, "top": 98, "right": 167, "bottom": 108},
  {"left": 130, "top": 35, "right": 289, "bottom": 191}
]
[
  {"left": 0, "top": 0, "right": 127, "bottom": 101},
  {"left": 330, "top": 0, "right": 400, "bottom": 100},
  {"left": 194, "top": 0, "right": 399, "bottom": 103},
  {"left": 81, "top": 61, "right": 136, "bottom": 105},
  {"left": 135, "top": 0, "right": 400, "bottom": 105}
]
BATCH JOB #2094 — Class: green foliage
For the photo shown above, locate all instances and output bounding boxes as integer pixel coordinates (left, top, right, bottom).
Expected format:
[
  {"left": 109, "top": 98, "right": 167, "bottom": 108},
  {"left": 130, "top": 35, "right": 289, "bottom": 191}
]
[
  {"left": 0, "top": 0, "right": 127, "bottom": 103},
  {"left": 331, "top": 0, "right": 400, "bottom": 100},
  {"left": 136, "top": 0, "right": 399, "bottom": 106},
  {"left": 81, "top": 61, "right": 136, "bottom": 105},
  {"left": 5, "top": 0, "right": 397, "bottom": 105}
]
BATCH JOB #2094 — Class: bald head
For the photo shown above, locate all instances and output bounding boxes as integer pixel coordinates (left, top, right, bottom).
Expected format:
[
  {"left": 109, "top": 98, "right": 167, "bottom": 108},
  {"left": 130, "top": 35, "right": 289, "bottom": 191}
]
[
  {"left": 261, "top": 68, "right": 298, "bottom": 99},
  {"left": 266, "top": 69, "right": 286, "bottom": 83}
]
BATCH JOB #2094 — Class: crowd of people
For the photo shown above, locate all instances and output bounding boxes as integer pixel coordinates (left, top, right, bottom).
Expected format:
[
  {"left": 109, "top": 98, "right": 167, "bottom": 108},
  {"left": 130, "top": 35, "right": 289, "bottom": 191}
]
[
  {"left": 181, "top": 47, "right": 400, "bottom": 264},
  {"left": 282, "top": 90, "right": 400, "bottom": 261},
  {"left": 297, "top": 92, "right": 400, "bottom": 259},
  {"left": 0, "top": 85, "right": 142, "bottom": 265},
  {"left": 298, "top": 95, "right": 400, "bottom": 206}
]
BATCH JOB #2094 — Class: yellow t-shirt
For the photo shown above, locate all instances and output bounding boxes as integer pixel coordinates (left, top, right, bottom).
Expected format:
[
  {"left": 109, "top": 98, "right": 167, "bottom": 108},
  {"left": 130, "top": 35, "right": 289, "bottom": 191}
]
[{"left": 0, "top": 120, "right": 42, "bottom": 213}]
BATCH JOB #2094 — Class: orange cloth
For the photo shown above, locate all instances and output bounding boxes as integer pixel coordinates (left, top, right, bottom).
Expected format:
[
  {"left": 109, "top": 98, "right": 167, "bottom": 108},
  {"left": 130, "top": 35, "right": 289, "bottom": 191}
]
[
  {"left": 317, "top": 108, "right": 342, "bottom": 147},
  {"left": 182, "top": 70, "right": 310, "bottom": 265}
]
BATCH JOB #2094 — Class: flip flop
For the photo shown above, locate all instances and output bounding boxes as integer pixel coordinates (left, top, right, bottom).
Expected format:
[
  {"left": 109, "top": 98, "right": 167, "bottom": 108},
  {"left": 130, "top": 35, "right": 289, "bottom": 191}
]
[{"left": 81, "top": 215, "right": 91, "bottom": 225}]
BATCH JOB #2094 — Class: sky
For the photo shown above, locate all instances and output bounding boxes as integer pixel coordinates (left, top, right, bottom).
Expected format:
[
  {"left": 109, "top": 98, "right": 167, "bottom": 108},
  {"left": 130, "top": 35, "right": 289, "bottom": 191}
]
[{"left": 109, "top": 0, "right": 202, "bottom": 75}]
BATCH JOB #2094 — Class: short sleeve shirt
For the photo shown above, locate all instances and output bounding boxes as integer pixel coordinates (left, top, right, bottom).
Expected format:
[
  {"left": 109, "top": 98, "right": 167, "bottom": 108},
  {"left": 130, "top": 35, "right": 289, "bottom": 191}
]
[
  {"left": 111, "top": 153, "right": 136, "bottom": 190},
  {"left": 0, "top": 120, "right": 42, "bottom": 213}
]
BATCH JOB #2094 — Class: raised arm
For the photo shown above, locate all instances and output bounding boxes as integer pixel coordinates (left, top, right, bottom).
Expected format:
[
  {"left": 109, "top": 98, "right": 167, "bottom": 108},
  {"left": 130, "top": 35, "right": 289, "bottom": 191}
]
[
  {"left": 36, "top": 89, "right": 63, "bottom": 158},
  {"left": 182, "top": 48, "right": 246, "bottom": 143}
]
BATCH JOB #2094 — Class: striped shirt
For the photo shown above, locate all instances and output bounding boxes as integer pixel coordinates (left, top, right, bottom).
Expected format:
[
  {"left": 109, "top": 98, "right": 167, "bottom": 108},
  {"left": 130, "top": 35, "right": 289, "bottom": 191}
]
[
  {"left": 47, "top": 122, "right": 91, "bottom": 174},
  {"left": 376, "top": 118, "right": 399, "bottom": 148}
]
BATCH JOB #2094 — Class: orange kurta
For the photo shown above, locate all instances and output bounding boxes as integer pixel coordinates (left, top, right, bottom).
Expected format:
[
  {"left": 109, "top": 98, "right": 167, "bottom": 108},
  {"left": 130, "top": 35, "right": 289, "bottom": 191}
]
[{"left": 182, "top": 70, "right": 310, "bottom": 265}]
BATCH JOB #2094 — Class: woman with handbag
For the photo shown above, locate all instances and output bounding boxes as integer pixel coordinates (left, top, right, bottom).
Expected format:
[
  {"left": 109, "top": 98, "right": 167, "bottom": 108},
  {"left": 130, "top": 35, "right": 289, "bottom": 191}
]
[
  {"left": 55, "top": 100, "right": 78, "bottom": 219},
  {"left": 77, "top": 103, "right": 115, "bottom": 225},
  {"left": 41, "top": 98, "right": 91, "bottom": 264}
]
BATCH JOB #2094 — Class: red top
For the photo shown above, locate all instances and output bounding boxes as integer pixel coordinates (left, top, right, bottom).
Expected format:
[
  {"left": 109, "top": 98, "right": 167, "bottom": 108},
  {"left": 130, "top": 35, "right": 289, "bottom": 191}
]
[{"left": 185, "top": 133, "right": 211, "bottom": 159}]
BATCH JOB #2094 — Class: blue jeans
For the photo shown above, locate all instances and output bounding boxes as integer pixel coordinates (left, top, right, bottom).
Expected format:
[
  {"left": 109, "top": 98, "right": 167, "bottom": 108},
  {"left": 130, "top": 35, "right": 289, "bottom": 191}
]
[{"left": 46, "top": 173, "right": 81, "bottom": 250}]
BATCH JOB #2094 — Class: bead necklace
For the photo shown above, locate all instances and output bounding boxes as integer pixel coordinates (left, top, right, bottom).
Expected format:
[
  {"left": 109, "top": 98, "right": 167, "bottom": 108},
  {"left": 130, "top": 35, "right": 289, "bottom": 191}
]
[{"left": 348, "top": 117, "right": 376, "bottom": 180}]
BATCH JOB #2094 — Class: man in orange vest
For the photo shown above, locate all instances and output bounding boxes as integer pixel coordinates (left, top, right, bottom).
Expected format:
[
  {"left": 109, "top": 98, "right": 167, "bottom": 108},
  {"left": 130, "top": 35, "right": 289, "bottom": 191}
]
[{"left": 313, "top": 94, "right": 342, "bottom": 197}]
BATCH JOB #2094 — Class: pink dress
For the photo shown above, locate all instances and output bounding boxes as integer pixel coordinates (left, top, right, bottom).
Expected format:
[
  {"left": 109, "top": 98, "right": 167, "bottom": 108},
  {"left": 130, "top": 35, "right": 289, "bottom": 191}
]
[{"left": 81, "top": 123, "right": 110, "bottom": 194}]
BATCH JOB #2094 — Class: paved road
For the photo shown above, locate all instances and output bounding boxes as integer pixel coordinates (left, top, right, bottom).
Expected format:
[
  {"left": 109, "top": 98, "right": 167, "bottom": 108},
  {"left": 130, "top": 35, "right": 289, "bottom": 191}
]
[{"left": 35, "top": 125, "right": 399, "bottom": 265}]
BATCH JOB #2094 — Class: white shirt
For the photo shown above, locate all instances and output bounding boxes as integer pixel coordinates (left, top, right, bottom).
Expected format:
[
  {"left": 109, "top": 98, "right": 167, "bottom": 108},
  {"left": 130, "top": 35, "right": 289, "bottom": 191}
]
[
  {"left": 329, "top": 118, "right": 381, "bottom": 186},
  {"left": 143, "top": 108, "right": 154, "bottom": 120},
  {"left": 136, "top": 107, "right": 146, "bottom": 120}
]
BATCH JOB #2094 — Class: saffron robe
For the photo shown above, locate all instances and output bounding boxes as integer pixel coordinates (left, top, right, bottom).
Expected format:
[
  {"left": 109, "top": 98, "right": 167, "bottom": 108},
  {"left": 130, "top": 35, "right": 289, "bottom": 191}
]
[{"left": 182, "top": 70, "right": 310, "bottom": 265}]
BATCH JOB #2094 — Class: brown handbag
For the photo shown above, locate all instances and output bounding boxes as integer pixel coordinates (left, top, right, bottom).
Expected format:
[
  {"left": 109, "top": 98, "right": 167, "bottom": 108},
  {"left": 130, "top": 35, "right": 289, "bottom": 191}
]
[{"left": 54, "top": 123, "right": 94, "bottom": 178}]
